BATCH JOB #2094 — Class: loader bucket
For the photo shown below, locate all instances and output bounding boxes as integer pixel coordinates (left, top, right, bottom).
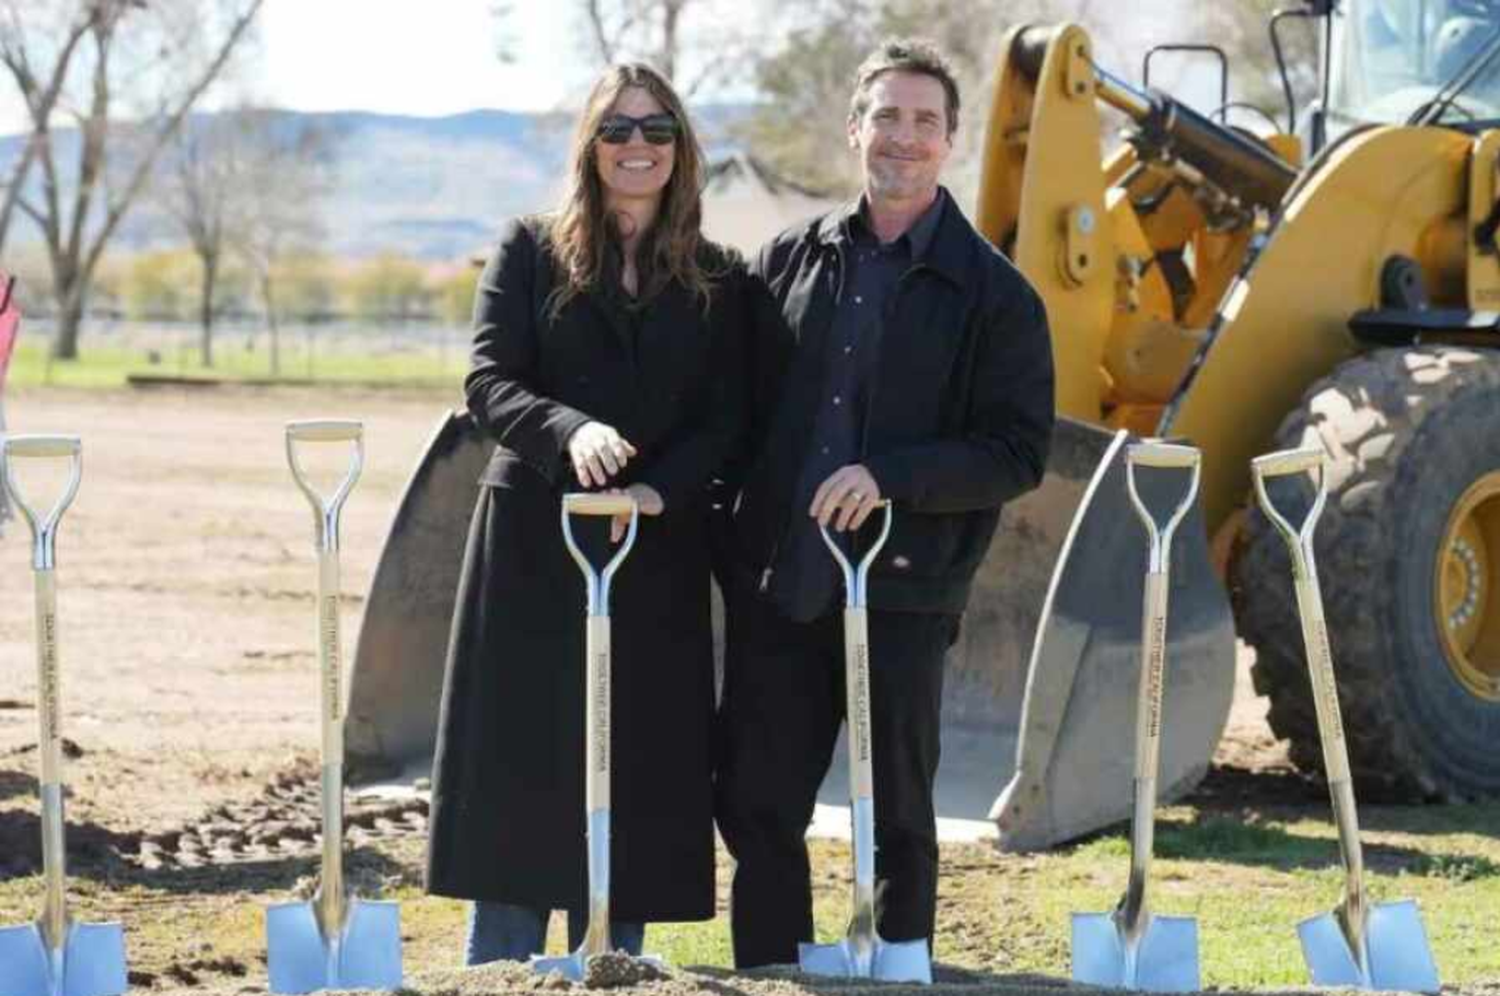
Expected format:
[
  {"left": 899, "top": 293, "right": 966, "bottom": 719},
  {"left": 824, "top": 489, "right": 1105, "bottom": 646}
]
[
  {"left": 347, "top": 415, "right": 1235, "bottom": 854},
  {"left": 345, "top": 410, "right": 488, "bottom": 782},
  {"left": 984, "top": 424, "right": 1236, "bottom": 851}
]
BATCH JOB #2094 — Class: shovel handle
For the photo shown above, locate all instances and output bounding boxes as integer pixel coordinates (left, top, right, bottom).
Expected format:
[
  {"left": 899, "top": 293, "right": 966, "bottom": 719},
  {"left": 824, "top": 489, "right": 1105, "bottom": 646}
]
[
  {"left": 818, "top": 501, "right": 893, "bottom": 610},
  {"left": 1127, "top": 440, "right": 1199, "bottom": 469},
  {"left": 561, "top": 493, "right": 639, "bottom": 617},
  {"left": 844, "top": 607, "right": 875, "bottom": 801},
  {"left": 286, "top": 419, "right": 363, "bottom": 443},
  {"left": 4, "top": 434, "right": 83, "bottom": 571},
  {"left": 563, "top": 493, "right": 637, "bottom": 517},
  {"left": 6, "top": 435, "right": 81, "bottom": 459},
  {"left": 1251, "top": 446, "right": 1328, "bottom": 569},
  {"left": 586, "top": 615, "right": 612, "bottom": 811},
  {"left": 2, "top": 436, "right": 80, "bottom": 785},
  {"left": 1251, "top": 447, "right": 1365, "bottom": 910},
  {"left": 1119, "top": 441, "right": 1200, "bottom": 929},
  {"left": 1124, "top": 440, "right": 1201, "bottom": 574},
  {"left": 285, "top": 420, "right": 363, "bottom": 553}
]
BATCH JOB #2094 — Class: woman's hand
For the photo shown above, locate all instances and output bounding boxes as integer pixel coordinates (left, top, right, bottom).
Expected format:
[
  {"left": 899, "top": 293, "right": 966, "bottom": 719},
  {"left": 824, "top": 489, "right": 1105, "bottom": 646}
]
[
  {"left": 568, "top": 421, "right": 638, "bottom": 487},
  {"left": 610, "top": 483, "right": 663, "bottom": 543}
]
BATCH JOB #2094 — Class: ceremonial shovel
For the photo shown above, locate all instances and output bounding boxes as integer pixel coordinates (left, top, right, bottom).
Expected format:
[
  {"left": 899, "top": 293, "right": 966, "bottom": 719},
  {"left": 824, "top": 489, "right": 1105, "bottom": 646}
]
[
  {"left": 0, "top": 436, "right": 128, "bottom": 996},
  {"left": 1072, "top": 441, "right": 1201, "bottom": 991},
  {"left": 798, "top": 501, "right": 932, "bottom": 984},
  {"left": 1252, "top": 447, "right": 1440, "bottom": 993},
  {"left": 532, "top": 493, "right": 665, "bottom": 981},
  {"left": 266, "top": 420, "right": 402, "bottom": 993}
]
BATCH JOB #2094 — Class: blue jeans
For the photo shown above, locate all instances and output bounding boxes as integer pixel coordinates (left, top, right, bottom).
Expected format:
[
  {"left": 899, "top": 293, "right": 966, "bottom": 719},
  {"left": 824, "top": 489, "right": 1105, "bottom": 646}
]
[{"left": 465, "top": 901, "right": 646, "bottom": 965}]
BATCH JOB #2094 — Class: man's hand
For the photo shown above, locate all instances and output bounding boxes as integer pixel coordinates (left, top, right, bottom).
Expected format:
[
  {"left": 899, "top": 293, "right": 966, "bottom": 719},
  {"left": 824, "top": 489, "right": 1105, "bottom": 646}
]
[
  {"left": 810, "top": 464, "right": 881, "bottom": 532},
  {"left": 609, "top": 483, "right": 664, "bottom": 543},
  {"left": 568, "top": 421, "right": 638, "bottom": 487}
]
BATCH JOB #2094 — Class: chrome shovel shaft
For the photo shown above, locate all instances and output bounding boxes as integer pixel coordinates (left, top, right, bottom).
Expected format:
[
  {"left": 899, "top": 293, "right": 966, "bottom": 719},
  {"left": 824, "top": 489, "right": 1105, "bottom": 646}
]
[
  {"left": 797, "top": 505, "right": 929, "bottom": 983},
  {"left": 1, "top": 435, "right": 128, "bottom": 996},
  {"left": 269, "top": 420, "right": 401, "bottom": 993},
  {"left": 286, "top": 421, "right": 363, "bottom": 947},
  {"left": 550, "top": 494, "right": 639, "bottom": 973},
  {"left": 819, "top": 504, "right": 893, "bottom": 970},
  {"left": 5, "top": 437, "right": 83, "bottom": 955},
  {"left": 1251, "top": 449, "right": 1368, "bottom": 965},
  {"left": 1119, "top": 442, "right": 1201, "bottom": 939}
]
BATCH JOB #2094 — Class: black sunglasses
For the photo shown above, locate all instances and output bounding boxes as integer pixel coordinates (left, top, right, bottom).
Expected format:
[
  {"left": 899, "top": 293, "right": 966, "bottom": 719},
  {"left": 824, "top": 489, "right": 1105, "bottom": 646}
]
[{"left": 596, "top": 112, "right": 679, "bottom": 145}]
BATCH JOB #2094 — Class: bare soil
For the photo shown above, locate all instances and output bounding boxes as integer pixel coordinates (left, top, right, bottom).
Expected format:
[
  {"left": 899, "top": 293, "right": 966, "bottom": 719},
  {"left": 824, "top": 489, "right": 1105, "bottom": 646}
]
[{"left": 1, "top": 385, "right": 1466, "bottom": 996}]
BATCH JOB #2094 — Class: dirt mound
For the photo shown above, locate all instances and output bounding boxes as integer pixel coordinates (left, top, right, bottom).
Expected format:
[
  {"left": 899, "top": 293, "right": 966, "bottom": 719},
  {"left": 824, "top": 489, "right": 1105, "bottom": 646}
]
[{"left": 135, "top": 957, "right": 1500, "bottom": 996}]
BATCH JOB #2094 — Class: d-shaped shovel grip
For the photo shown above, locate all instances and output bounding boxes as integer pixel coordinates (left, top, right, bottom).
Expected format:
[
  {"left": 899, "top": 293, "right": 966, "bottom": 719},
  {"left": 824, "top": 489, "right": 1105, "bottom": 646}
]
[
  {"left": 1251, "top": 447, "right": 1329, "bottom": 571},
  {"left": 4, "top": 434, "right": 83, "bottom": 572},
  {"left": 818, "top": 500, "right": 893, "bottom": 610},
  {"left": 560, "top": 493, "right": 639, "bottom": 617},
  {"left": 1123, "top": 441, "right": 1200, "bottom": 776},
  {"left": 286, "top": 420, "right": 363, "bottom": 554}
]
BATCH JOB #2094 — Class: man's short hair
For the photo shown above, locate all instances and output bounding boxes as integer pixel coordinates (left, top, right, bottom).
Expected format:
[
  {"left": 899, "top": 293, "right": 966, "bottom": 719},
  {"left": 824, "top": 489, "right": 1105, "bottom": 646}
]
[{"left": 848, "top": 37, "right": 961, "bottom": 138}]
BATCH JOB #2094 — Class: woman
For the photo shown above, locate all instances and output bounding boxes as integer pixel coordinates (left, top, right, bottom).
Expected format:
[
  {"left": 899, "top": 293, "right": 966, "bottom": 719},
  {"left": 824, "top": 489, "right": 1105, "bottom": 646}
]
[{"left": 425, "top": 63, "right": 751, "bottom": 963}]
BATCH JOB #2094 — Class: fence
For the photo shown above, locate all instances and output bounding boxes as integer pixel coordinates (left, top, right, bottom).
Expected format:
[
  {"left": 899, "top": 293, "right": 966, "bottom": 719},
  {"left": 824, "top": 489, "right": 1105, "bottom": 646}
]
[{"left": 14, "top": 316, "right": 472, "bottom": 386}]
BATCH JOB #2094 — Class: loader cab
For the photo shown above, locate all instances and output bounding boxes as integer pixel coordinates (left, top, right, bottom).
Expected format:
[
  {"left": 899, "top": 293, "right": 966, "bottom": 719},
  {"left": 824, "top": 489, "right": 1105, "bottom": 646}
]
[{"left": 1324, "top": 0, "right": 1500, "bottom": 133}]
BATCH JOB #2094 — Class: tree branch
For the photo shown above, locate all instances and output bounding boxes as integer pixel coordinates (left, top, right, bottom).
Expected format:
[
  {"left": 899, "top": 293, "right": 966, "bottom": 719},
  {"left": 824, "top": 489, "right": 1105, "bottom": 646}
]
[
  {"left": 15, "top": 195, "right": 45, "bottom": 227},
  {"left": 0, "top": 2, "right": 94, "bottom": 252},
  {"left": 86, "top": 0, "right": 267, "bottom": 284},
  {"left": 583, "top": 0, "right": 625, "bottom": 65}
]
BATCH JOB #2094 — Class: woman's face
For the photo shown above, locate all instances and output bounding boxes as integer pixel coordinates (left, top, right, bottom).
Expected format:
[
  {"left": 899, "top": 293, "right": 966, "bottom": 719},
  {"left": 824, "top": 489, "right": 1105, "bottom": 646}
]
[{"left": 594, "top": 86, "right": 677, "bottom": 206}]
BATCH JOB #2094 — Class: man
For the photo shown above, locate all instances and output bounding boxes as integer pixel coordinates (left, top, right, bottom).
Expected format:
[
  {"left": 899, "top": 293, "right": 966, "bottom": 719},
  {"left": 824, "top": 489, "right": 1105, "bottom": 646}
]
[{"left": 715, "top": 38, "right": 1055, "bottom": 967}]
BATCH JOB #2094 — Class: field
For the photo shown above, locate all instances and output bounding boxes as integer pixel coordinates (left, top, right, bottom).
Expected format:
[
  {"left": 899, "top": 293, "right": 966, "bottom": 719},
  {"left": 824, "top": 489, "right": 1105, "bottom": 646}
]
[{"left": 1, "top": 382, "right": 1498, "bottom": 996}]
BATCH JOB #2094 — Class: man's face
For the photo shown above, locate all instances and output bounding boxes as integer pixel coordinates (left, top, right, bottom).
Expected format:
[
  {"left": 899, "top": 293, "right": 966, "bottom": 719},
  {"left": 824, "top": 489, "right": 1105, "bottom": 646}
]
[{"left": 848, "top": 71, "right": 952, "bottom": 203}]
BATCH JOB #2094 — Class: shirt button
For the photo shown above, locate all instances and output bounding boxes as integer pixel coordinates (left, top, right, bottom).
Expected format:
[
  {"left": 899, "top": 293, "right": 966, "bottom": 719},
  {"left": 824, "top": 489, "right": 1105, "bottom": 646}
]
[
  {"left": 821, "top": 446, "right": 830, "bottom": 455},
  {"left": 844, "top": 346, "right": 853, "bottom": 354},
  {"left": 833, "top": 395, "right": 842, "bottom": 405},
  {"left": 854, "top": 295, "right": 863, "bottom": 304}
]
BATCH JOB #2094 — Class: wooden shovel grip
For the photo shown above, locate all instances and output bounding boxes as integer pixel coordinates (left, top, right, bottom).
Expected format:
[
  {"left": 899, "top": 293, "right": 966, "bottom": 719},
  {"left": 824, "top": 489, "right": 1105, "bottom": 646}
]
[
  {"left": 564, "top": 493, "right": 636, "bottom": 517},
  {"left": 5, "top": 435, "right": 81, "bottom": 459},
  {"left": 286, "top": 419, "right": 362, "bottom": 443},
  {"left": 1253, "top": 446, "right": 1325, "bottom": 479},
  {"left": 1126, "top": 440, "right": 1200, "bottom": 469}
]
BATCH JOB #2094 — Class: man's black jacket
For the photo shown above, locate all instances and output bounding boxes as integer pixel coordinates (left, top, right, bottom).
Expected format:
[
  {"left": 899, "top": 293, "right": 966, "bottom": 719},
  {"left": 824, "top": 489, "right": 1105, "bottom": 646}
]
[{"left": 726, "top": 189, "right": 1056, "bottom": 615}]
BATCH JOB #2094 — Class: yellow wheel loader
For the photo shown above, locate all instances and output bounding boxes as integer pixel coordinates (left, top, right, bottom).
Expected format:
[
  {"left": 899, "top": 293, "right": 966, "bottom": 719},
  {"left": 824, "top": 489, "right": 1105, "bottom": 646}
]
[{"left": 344, "top": 0, "right": 1500, "bottom": 851}]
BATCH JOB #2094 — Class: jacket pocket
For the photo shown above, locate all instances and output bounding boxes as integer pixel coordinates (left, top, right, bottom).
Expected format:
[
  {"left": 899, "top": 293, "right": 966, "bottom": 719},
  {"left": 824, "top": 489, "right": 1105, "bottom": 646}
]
[{"left": 870, "top": 511, "right": 964, "bottom": 581}]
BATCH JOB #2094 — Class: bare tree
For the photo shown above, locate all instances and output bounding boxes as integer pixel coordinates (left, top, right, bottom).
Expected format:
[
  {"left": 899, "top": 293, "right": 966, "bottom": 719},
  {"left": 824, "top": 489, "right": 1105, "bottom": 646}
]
[
  {"left": 3, "top": 0, "right": 265, "bottom": 359},
  {"left": 489, "top": 0, "right": 751, "bottom": 96},
  {"left": 743, "top": 0, "right": 1305, "bottom": 201},
  {"left": 153, "top": 106, "right": 258, "bottom": 367},
  {"left": 0, "top": 1, "right": 106, "bottom": 257},
  {"left": 230, "top": 111, "right": 330, "bottom": 379}
]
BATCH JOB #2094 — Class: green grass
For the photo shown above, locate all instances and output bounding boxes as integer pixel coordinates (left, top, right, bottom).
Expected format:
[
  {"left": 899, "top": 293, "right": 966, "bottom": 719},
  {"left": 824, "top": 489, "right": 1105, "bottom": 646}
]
[
  {"left": 6, "top": 338, "right": 466, "bottom": 390},
  {"left": 2, "top": 805, "right": 1499, "bottom": 990},
  {"left": 932, "top": 802, "right": 1500, "bottom": 986}
]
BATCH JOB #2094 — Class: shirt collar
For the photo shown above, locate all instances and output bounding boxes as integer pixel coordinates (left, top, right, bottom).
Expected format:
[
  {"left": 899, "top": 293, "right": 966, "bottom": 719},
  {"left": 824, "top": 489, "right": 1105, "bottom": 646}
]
[{"left": 819, "top": 188, "right": 946, "bottom": 266}]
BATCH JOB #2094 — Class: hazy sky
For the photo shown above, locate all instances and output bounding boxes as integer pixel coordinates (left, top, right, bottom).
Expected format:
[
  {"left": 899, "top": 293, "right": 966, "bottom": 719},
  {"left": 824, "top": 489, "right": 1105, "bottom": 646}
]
[
  {"left": 0, "top": 0, "right": 1233, "bottom": 137},
  {"left": 0, "top": 0, "right": 591, "bottom": 135}
]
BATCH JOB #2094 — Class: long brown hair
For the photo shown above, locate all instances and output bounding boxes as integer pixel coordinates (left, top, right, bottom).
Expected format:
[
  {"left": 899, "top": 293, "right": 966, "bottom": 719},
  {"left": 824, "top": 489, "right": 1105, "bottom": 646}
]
[{"left": 547, "top": 63, "right": 717, "bottom": 316}]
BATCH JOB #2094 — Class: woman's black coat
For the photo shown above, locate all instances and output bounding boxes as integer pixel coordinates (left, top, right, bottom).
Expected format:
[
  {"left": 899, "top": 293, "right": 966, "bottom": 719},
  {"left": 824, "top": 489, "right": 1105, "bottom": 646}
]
[{"left": 425, "top": 217, "right": 751, "bottom": 920}]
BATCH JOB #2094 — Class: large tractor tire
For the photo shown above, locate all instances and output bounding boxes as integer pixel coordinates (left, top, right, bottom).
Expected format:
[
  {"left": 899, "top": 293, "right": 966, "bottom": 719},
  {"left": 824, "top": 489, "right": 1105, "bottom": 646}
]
[{"left": 1231, "top": 346, "right": 1500, "bottom": 801}]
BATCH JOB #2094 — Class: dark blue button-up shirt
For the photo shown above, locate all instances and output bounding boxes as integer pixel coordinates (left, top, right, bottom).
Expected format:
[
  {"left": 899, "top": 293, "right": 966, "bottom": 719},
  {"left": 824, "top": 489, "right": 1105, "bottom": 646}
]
[{"left": 769, "top": 194, "right": 945, "bottom": 622}]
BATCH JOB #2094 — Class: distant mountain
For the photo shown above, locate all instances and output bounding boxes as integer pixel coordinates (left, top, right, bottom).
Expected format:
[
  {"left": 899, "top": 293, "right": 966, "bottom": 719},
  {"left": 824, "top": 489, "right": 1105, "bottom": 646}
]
[{"left": 0, "top": 105, "right": 751, "bottom": 261}]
